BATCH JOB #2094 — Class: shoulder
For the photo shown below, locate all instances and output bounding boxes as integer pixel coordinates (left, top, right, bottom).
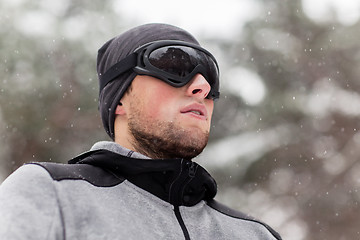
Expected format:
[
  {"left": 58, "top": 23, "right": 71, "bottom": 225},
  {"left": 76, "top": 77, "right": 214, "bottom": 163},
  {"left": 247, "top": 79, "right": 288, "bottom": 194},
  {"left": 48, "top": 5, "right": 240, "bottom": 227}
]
[
  {"left": 0, "top": 165, "right": 65, "bottom": 239},
  {"left": 1, "top": 164, "right": 53, "bottom": 190},
  {"left": 207, "top": 199, "right": 282, "bottom": 240},
  {"left": 0, "top": 164, "right": 58, "bottom": 210},
  {"left": 30, "top": 161, "right": 124, "bottom": 187}
]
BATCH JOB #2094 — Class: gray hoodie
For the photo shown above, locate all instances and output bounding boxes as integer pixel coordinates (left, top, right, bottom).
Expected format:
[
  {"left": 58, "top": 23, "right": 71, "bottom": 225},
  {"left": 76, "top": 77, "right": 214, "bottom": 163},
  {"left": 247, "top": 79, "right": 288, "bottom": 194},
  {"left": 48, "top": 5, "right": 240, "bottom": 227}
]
[{"left": 0, "top": 141, "right": 281, "bottom": 240}]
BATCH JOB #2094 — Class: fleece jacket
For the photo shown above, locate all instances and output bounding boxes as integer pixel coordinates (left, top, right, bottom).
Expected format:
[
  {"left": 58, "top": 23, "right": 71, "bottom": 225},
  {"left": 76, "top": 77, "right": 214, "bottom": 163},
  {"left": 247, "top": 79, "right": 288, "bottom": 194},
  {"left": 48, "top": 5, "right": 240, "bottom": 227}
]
[{"left": 0, "top": 141, "right": 282, "bottom": 240}]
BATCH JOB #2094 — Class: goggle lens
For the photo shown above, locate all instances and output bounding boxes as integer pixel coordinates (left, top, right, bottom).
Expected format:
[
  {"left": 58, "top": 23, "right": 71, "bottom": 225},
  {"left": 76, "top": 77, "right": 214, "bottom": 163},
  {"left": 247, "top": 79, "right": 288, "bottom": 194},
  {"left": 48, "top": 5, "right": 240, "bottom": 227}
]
[
  {"left": 99, "top": 40, "right": 220, "bottom": 99},
  {"left": 148, "top": 46, "right": 219, "bottom": 89}
]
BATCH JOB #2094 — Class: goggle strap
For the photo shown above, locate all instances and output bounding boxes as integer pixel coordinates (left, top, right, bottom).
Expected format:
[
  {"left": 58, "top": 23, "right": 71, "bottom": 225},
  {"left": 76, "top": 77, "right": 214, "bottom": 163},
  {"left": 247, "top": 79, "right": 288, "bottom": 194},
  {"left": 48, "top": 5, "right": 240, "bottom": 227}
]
[{"left": 99, "top": 53, "right": 137, "bottom": 94}]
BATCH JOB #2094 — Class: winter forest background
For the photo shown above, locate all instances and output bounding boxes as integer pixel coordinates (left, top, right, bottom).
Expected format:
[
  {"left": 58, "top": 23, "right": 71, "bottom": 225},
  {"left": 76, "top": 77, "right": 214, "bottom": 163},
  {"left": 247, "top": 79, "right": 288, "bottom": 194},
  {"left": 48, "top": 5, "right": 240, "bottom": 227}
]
[{"left": 1, "top": 0, "right": 360, "bottom": 239}]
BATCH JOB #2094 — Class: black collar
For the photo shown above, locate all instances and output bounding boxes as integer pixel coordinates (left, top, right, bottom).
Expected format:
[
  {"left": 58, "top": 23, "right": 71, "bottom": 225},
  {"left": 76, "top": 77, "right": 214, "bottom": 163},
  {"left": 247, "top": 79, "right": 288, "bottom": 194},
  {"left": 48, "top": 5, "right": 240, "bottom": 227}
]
[{"left": 69, "top": 150, "right": 217, "bottom": 207}]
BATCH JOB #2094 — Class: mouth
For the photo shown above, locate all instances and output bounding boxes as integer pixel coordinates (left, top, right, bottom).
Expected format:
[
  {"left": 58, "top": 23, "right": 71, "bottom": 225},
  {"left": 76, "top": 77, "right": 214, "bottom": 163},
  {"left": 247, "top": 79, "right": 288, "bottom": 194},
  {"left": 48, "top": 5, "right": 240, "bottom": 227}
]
[
  {"left": 180, "top": 103, "right": 208, "bottom": 120},
  {"left": 189, "top": 110, "right": 202, "bottom": 115}
]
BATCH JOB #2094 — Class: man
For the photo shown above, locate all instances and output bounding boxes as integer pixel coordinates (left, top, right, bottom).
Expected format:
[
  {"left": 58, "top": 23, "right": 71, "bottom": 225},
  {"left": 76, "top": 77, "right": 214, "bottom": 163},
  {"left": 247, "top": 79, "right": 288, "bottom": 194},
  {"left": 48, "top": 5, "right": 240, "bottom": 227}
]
[{"left": 0, "top": 23, "right": 282, "bottom": 240}]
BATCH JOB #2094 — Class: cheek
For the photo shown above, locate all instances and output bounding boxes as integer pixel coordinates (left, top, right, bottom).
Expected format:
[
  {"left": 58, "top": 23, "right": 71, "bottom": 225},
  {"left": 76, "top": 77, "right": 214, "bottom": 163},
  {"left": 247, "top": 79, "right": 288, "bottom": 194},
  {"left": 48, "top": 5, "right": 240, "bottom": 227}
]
[{"left": 143, "top": 86, "right": 177, "bottom": 119}]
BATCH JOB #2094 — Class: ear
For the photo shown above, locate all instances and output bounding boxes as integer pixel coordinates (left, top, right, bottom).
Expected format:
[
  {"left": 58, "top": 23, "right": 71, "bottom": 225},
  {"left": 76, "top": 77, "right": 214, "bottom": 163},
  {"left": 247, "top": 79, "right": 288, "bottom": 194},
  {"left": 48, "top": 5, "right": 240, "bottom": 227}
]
[{"left": 115, "top": 103, "right": 126, "bottom": 115}]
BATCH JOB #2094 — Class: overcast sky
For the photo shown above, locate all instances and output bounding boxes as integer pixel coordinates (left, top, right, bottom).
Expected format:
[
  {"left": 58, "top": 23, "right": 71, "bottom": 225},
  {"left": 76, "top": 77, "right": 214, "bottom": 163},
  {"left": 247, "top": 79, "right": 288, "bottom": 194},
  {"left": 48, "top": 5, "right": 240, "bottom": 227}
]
[
  {"left": 115, "top": 0, "right": 360, "bottom": 37},
  {"left": 4, "top": 0, "right": 360, "bottom": 40}
]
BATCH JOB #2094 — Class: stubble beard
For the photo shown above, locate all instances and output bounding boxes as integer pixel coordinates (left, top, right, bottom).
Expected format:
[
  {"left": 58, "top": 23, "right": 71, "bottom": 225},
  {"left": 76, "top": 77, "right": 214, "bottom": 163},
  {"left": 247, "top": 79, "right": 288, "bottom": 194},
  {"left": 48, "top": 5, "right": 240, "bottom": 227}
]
[{"left": 127, "top": 112, "right": 209, "bottom": 160}]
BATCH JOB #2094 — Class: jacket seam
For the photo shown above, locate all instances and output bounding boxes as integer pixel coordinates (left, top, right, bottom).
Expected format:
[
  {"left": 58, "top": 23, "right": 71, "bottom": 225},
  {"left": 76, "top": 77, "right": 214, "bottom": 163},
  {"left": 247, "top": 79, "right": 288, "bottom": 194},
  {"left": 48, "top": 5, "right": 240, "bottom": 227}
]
[
  {"left": 29, "top": 162, "right": 124, "bottom": 188},
  {"left": 53, "top": 181, "right": 66, "bottom": 240},
  {"left": 207, "top": 201, "right": 281, "bottom": 240},
  {"left": 35, "top": 165, "right": 66, "bottom": 240}
]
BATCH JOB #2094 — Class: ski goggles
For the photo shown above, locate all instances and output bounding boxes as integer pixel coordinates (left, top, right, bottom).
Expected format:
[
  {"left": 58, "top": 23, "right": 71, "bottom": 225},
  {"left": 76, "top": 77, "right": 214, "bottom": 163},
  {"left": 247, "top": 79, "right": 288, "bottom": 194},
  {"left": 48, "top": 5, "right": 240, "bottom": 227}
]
[{"left": 99, "top": 40, "right": 220, "bottom": 99}]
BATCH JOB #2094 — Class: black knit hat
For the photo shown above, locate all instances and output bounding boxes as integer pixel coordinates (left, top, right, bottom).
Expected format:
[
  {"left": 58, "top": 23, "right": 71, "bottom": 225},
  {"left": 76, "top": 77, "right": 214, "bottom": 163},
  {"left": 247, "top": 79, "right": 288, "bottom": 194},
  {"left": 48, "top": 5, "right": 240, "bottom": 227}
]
[{"left": 97, "top": 23, "right": 200, "bottom": 140}]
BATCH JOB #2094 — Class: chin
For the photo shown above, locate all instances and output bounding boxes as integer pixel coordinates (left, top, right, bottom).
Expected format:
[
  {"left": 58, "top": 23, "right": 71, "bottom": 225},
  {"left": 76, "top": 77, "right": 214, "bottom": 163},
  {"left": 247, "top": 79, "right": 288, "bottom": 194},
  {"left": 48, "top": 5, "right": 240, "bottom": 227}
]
[{"left": 176, "top": 130, "right": 209, "bottom": 158}]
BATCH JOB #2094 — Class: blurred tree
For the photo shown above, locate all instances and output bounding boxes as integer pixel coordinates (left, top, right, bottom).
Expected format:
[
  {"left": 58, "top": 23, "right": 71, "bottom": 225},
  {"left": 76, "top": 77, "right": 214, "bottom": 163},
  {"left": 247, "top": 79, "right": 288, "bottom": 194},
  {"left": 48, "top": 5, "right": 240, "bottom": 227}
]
[
  {"left": 1, "top": 0, "right": 360, "bottom": 239},
  {"left": 0, "top": 0, "right": 122, "bottom": 177},
  {"left": 204, "top": 0, "right": 360, "bottom": 239}
]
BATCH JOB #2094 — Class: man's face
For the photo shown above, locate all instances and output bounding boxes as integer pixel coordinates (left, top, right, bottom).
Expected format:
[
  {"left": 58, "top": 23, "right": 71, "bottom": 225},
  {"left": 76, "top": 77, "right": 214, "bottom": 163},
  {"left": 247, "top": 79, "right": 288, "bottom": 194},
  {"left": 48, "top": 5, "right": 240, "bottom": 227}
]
[{"left": 120, "top": 74, "right": 214, "bottom": 159}]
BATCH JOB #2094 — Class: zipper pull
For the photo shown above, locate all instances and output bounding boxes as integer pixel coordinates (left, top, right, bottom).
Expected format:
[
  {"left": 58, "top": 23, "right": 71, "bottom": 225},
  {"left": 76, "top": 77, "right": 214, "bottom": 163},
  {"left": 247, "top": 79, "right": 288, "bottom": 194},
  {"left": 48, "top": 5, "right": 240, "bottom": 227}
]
[{"left": 186, "top": 161, "right": 196, "bottom": 177}]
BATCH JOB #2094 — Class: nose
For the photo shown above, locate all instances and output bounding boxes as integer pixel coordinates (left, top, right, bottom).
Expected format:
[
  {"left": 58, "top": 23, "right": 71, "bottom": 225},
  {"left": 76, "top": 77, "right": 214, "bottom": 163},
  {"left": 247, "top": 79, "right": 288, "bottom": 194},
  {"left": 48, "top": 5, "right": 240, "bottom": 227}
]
[{"left": 186, "top": 74, "right": 211, "bottom": 99}]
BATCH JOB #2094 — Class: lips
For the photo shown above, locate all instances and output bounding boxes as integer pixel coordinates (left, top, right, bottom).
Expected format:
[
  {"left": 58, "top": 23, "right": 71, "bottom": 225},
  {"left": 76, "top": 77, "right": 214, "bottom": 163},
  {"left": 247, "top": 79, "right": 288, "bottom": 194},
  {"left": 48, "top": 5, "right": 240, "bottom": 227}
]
[{"left": 180, "top": 103, "right": 208, "bottom": 120}]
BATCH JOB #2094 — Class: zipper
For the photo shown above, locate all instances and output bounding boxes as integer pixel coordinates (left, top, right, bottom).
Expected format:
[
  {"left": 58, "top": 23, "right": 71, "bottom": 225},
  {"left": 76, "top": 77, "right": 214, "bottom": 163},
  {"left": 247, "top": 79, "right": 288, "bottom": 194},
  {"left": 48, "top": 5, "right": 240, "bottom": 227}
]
[
  {"left": 170, "top": 160, "right": 197, "bottom": 240},
  {"left": 174, "top": 205, "right": 190, "bottom": 240}
]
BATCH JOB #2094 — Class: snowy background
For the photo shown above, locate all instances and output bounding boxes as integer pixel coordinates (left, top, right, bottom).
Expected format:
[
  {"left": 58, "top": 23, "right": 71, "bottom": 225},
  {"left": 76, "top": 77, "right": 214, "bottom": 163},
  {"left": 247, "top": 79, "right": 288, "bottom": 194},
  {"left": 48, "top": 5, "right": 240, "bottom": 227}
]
[{"left": 1, "top": 0, "right": 360, "bottom": 239}]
